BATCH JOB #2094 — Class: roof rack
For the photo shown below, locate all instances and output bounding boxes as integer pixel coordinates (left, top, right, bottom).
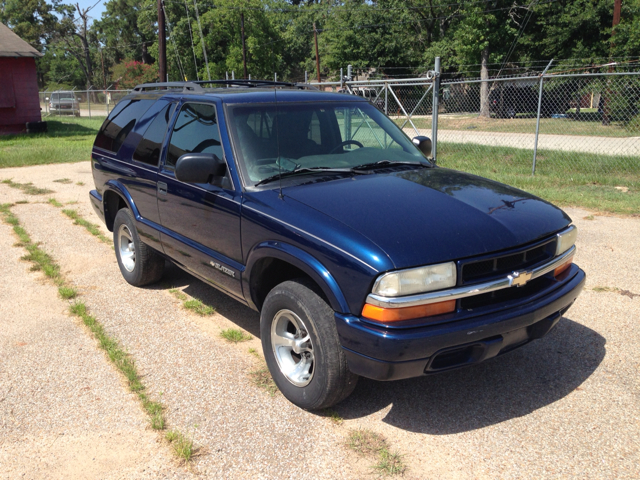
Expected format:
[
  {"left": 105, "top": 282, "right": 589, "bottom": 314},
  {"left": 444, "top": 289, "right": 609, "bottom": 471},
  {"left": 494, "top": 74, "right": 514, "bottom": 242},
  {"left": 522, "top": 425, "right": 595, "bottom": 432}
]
[
  {"left": 194, "top": 79, "right": 318, "bottom": 90},
  {"left": 132, "top": 82, "right": 205, "bottom": 93},
  {"left": 132, "top": 80, "right": 319, "bottom": 92}
]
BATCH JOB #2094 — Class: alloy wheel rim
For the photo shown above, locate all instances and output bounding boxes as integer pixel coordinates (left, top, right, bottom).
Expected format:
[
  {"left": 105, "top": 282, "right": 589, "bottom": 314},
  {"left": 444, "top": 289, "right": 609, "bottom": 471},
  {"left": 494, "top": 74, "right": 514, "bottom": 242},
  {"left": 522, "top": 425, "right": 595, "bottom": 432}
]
[
  {"left": 118, "top": 224, "right": 136, "bottom": 272},
  {"left": 271, "top": 309, "right": 315, "bottom": 387}
]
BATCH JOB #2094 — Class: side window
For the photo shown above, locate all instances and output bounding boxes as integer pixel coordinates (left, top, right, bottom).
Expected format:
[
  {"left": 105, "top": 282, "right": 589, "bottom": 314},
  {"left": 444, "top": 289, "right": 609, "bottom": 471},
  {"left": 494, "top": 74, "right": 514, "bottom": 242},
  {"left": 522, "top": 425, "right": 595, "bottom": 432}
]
[
  {"left": 133, "top": 103, "right": 176, "bottom": 166},
  {"left": 94, "top": 99, "right": 155, "bottom": 154},
  {"left": 166, "top": 103, "right": 223, "bottom": 168}
]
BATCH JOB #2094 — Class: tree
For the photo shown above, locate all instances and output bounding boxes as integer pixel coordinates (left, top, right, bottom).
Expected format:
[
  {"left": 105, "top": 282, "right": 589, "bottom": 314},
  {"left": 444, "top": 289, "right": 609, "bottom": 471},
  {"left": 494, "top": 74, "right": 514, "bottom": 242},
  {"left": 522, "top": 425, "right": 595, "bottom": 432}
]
[{"left": 111, "top": 60, "right": 158, "bottom": 88}]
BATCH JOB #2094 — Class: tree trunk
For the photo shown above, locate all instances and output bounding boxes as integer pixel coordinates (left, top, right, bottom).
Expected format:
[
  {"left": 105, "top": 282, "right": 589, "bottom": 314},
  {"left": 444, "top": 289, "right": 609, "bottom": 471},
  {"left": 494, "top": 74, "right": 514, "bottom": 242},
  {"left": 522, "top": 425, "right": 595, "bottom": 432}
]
[{"left": 480, "top": 46, "right": 490, "bottom": 118}]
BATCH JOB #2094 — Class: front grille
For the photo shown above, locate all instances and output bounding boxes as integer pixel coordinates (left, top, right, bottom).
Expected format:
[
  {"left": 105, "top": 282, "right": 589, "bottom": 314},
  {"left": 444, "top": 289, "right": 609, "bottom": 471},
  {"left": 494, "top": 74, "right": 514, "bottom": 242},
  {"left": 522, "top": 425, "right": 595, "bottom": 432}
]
[
  {"left": 460, "top": 275, "right": 552, "bottom": 310},
  {"left": 460, "top": 239, "right": 555, "bottom": 285}
]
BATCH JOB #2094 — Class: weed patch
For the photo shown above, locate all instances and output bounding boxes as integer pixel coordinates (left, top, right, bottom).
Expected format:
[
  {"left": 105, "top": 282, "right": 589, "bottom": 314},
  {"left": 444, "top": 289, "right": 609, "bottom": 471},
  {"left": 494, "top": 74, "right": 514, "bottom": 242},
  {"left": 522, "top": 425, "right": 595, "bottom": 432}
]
[
  {"left": 48, "top": 198, "right": 63, "bottom": 208},
  {"left": 165, "top": 429, "right": 198, "bottom": 463},
  {"left": 169, "top": 288, "right": 215, "bottom": 316},
  {"left": 322, "top": 409, "right": 344, "bottom": 425},
  {"left": 374, "top": 448, "right": 406, "bottom": 477},
  {"left": 61, "top": 208, "right": 111, "bottom": 244},
  {"left": 347, "top": 429, "right": 406, "bottom": 476},
  {"left": 249, "top": 364, "right": 278, "bottom": 396},
  {"left": 58, "top": 286, "right": 78, "bottom": 299},
  {"left": 53, "top": 178, "right": 72, "bottom": 184},
  {"left": 220, "top": 328, "right": 252, "bottom": 343},
  {"left": 1, "top": 179, "right": 54, "bottom": 195},
  {"left": 183, "top": 298, "right": 215, "bottom": 316}
]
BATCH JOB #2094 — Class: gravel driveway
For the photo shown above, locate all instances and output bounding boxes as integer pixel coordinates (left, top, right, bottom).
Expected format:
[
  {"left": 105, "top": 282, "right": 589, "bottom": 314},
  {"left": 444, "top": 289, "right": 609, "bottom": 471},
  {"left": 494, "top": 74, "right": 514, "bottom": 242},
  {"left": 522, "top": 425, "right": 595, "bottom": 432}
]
[{"left": 0, "top": 162, "right": 638, "bottom": 479}]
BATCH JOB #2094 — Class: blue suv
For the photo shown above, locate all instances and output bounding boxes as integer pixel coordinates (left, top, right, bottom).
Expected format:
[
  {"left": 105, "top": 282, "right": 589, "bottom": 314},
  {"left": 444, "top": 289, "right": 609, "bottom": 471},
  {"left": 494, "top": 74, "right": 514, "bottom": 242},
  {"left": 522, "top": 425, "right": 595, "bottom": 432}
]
[{"left": 90, "top": 80, "right": 585, "bottom": 410}]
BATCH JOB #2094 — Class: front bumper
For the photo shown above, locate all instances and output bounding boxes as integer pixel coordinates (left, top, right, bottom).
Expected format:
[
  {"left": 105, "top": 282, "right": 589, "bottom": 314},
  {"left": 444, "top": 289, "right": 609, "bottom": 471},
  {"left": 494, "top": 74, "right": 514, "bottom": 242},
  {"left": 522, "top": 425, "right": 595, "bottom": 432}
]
[{"left": 336, "top": 266, "right": 585, "bottom": 381}]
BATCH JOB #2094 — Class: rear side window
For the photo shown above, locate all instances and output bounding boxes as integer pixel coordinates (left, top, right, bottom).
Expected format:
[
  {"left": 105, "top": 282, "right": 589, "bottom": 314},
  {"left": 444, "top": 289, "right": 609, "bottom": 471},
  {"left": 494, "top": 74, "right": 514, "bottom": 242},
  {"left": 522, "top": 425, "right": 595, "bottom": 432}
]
[
  {"left": 133, "top": 103, "right": 176, "bottom": 166},
  {"left": 94, "top": 99, "right": 155, "bottom": 154},
  {"left": 166, "top": 103, "right": 223, "bottom": 168}
]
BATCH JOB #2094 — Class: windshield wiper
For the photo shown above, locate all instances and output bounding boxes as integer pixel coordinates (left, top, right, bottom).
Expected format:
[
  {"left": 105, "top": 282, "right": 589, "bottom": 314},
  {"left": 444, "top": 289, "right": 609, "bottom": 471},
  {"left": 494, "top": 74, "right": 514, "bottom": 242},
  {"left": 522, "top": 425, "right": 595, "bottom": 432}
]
[
  {"left": 351, "top": 159, "right": 432, "bottom": 172},
  {"left": 254, "top": 167, "right": 354, "bottom": 186}
]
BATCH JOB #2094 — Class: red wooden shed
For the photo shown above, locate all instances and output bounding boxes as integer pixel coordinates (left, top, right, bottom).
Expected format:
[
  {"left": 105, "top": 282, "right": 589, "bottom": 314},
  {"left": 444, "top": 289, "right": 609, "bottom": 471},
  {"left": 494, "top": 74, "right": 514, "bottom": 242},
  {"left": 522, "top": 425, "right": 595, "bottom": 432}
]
[{"left": 0, "top": 23, "right": 45, "bottom": 135}]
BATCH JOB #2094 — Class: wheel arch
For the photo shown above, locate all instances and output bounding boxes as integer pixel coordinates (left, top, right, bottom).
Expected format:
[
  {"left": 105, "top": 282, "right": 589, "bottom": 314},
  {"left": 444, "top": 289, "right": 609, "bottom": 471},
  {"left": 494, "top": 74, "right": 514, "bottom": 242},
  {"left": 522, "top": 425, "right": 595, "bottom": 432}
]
[
  {"left": 245, "top": 242, "right": 350, "bottom": 315},
  {"left": 102, "top": 181, "right": 139, "bottom": 232}
]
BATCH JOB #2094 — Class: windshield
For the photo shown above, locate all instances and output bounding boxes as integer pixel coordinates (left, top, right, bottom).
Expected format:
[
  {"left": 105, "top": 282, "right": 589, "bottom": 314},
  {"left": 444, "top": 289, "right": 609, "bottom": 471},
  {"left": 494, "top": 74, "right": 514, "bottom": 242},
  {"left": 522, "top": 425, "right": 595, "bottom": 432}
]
[
  {"left": 227, "top": 101, "right": 427, "bottom": 186},
  {"left": 52, "top": 93, "right": 75, "bottom": 100}
]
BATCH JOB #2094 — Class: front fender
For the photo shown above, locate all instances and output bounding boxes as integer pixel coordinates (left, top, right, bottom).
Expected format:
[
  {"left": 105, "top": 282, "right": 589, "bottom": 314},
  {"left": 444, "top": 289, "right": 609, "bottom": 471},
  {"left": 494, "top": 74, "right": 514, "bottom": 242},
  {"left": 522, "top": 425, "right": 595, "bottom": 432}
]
[{"left": 244, "top": 241, "right": 350, "bottom": 314}]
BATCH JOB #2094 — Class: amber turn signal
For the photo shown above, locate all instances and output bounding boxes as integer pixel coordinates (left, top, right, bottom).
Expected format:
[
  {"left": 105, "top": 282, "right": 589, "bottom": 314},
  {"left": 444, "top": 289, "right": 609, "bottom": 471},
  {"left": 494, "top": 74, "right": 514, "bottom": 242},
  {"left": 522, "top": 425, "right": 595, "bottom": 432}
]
[
  {"left": 554, "top": 257, "right": 573, "bottom": 277},
  {"left": 362, "top": 300, "right": 456, "bottom": 323}
]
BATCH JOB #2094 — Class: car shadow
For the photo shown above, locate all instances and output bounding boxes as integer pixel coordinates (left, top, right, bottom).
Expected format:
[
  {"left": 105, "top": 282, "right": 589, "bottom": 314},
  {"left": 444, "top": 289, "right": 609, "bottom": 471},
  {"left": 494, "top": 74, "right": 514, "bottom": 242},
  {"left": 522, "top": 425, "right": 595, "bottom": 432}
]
[
  {"left": 154, "top": 261, "right": 261, "bottom": 337},
  {"left": 150, "top": 264, "right": 604, "bottom": 433},
  {"left": 333, "top": 317, "right": 605, "bottom": 434}
]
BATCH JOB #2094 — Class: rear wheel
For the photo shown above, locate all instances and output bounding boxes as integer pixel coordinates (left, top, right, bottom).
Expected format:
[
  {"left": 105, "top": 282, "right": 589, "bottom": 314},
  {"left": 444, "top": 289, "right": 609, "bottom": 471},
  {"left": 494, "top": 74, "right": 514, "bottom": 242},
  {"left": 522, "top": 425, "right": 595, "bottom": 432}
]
[
  {"left": 260, "top": 279, "right": 358, "bottom": 410},
  {"left": 113, "top": 208, "right": 164, "bottom": 286}
]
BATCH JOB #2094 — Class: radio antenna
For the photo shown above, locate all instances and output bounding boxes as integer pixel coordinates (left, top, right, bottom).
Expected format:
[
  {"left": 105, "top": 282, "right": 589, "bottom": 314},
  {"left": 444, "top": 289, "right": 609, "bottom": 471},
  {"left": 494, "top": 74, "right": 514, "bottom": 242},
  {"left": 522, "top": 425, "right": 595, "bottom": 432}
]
[{"left": 274, "top": 86, "right": 283, "bottom": 199}]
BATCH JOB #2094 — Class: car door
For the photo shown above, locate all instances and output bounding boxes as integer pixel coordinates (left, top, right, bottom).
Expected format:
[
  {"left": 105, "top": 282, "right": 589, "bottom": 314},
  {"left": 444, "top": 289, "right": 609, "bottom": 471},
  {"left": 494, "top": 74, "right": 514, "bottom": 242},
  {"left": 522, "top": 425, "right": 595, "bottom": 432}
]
[{"left": 157, "top": 100, "right": 244, "bottom": 300}]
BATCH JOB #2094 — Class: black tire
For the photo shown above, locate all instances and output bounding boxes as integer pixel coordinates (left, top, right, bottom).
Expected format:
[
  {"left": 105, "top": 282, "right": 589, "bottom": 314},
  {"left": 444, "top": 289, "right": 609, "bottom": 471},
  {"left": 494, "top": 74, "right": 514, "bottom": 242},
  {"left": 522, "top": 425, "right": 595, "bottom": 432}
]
[
  {"left": 113, "top": 208, "right": 164, "bottom": 286},
  {"left": 260, "top": 279, "right": 358, "bottom": 410}
]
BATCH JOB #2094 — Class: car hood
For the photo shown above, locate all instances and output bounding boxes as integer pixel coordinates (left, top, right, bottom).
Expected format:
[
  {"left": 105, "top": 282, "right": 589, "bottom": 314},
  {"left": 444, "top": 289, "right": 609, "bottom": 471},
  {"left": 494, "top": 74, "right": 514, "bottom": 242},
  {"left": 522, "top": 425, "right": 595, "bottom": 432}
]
[{"left": 284, "top": 167, "right": 571, "bottom": 269}]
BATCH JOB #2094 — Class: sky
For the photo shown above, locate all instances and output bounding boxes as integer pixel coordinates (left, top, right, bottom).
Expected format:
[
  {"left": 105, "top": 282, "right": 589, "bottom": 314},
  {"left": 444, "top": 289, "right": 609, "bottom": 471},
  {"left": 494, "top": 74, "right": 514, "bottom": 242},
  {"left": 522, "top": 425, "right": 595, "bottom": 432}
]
[{"left": 74, "top": 0, "right": 107, "bottom": 24}]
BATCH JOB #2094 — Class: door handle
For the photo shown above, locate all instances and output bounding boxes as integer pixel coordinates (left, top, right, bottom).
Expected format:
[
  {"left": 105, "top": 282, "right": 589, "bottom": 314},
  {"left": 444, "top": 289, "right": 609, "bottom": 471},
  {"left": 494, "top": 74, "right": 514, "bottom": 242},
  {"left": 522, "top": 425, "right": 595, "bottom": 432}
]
[{"left": 158, "top": 182, "right": 168, "bottom": 195}]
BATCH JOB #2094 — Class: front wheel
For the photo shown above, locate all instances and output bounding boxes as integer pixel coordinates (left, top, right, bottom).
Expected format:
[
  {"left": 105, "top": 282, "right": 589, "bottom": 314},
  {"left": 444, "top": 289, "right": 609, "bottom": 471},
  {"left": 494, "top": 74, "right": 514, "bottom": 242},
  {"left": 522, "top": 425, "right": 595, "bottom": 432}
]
[
  {"left": 260, "top": 279, "right": 358, "bottom": 410},
  {"left": 113, "top": 208, "right": 164, "bottom": 286}
]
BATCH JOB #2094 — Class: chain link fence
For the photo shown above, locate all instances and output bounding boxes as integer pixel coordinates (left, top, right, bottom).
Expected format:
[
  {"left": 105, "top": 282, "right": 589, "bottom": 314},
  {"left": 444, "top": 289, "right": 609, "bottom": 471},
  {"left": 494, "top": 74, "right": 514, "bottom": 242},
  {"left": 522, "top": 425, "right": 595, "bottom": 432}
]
[
  {"left": 39, "top": 89, "right": 131, "bottom": 118},
  {"left": 39, "top": 71, "right": 639, "bottom": 187},
  {"left": 432, "top": 73, "right": 640, "bottom": 182},
  {"left": 314, "top": 71, "right": 639, "bottom": 187}
]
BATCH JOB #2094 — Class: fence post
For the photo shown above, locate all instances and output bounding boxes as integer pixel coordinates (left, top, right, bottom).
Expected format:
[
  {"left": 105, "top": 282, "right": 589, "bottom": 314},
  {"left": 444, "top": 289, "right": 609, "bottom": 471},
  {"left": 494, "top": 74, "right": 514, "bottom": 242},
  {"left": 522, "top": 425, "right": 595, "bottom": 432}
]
[
  {"left": 532, "top": 59, "right": 554, "bottom": 175},
  {"left": 431, "top": 57, "right": 440, "bottom": 163},
  {"left": 384, "top": 82, "right": 388, "bottom": 115},
  {"left": 87, "top": 87, "right": 91, "bottom": 119},
  {"left": 340, "top": 68, "right": 343, "bottom": 91}
]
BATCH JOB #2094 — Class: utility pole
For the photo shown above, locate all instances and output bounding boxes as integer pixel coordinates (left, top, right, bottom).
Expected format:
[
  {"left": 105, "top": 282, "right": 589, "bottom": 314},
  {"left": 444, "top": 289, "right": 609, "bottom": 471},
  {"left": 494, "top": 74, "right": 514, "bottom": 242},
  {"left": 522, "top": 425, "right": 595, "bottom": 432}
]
[
  {"left": 158, "top": 0, "right": 167, "bottom": 82},
  {"left": 100, "top": 48, "right": 106, "bottom": 89},
  {"left": 241, "top": 13, "right": 247, "bottom": 79},
  {"left": 603, "top": 0, "right": 622, "bottom": 125},
  {"left": 314, "top": 22, "right": 321, "bottom": 83}
]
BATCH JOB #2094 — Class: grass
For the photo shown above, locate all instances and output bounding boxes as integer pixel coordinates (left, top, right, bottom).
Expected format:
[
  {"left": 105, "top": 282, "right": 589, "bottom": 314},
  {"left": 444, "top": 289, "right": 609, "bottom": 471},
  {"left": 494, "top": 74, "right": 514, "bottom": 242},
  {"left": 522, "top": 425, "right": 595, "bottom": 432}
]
[
  {"left": 346, "top": 429, "right": 407, "bottom": 476},
  {"left": 53, "top": 178, "right": 72, "bottom": 184},
  {"left": 322, "top": 409, "right": 344, "bottom": 425},
  {"left": 436, "top": 142, "right": 640, "bottom": 216},
  {"left": 249, "top": 364, "right": 279, "bottom": 397},
  {"left": 183, "top": 298, "right": 215, "bottom": 316},
  {"left": 169, "top": 288, "right": 215, "bottom": 316},
  {"left": 404, "top": 114, "right": 639, "bottom": 138},
  {"left": 165, "top": 429, "right": 197, "bottom": 463},
  {"left": 1, "top": 179, "right": 54, "bottom": 195},
  {"left": 374, "top": 448, "right": 407, "bottom": 477},
  {"left": 61, "top": 208, "right": 111, "bottom": 244},
  {"left": 0, "top": 117, "right": 102, "bottom": 168},
  {"left": 248, "top": 347, "right": 260, "bottom": 357},
  {"left": 48, "top": 198, "right": 63, "bottom": 208},
  {"left": 58, "top": 286, "right": 78, "bottom": 299},
  {"left": 70, "top": 301, "right": 166, "bottom": 430},
  {"left": 220, "top": 328, "right": 252, "bottom": 344}
]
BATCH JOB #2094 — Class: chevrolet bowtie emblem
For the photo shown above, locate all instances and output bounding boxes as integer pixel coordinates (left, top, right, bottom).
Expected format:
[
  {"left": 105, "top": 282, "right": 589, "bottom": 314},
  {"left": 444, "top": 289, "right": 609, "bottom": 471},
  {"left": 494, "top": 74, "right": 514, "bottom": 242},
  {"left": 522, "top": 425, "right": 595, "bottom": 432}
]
[{"left": 509, "top": 270, "right": 533, "bottom": 287}]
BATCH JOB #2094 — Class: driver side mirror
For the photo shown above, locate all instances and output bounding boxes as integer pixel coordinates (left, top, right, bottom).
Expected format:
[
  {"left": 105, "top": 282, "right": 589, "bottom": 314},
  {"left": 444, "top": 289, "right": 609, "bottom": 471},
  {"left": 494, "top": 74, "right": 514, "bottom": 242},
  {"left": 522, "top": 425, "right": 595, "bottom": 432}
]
[
  {"left": 175, "top": 153, "right": 226, "bottom": 184},
  {"left": 412, "top": 136, "right": 432, "bottom": 158}
]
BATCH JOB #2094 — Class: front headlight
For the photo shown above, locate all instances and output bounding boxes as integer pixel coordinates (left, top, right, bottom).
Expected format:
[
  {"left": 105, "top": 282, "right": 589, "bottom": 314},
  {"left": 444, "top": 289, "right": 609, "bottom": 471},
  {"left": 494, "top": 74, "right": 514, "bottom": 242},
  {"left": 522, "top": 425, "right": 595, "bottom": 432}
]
[
  {"left": 372, "top": 262, "right": 457, "bottom": 297},
  {"left": 555, "top": 225, "right": 577, "bottom": 256}
]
